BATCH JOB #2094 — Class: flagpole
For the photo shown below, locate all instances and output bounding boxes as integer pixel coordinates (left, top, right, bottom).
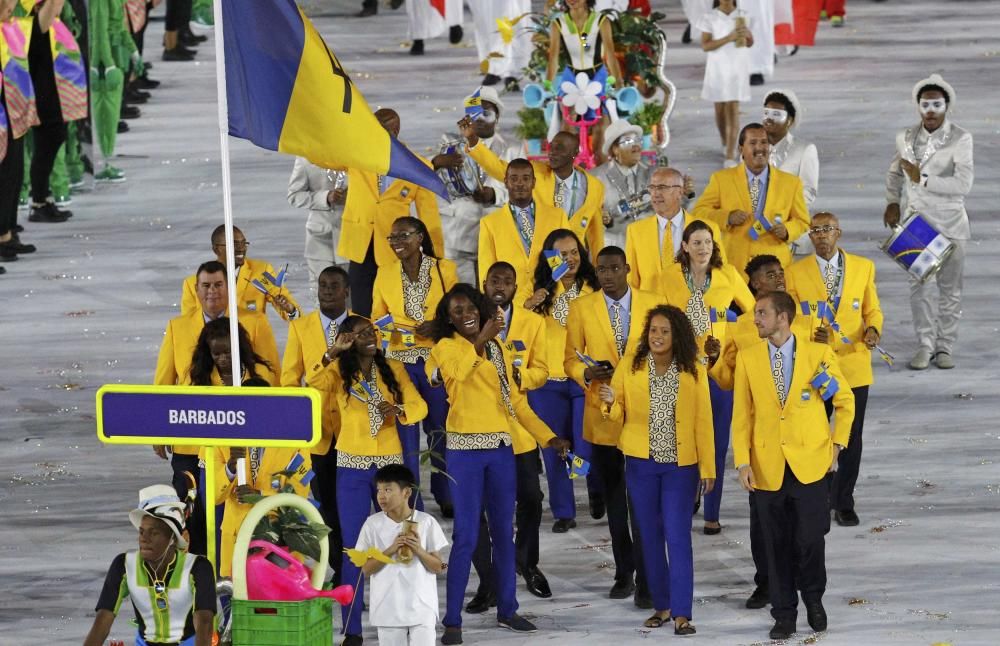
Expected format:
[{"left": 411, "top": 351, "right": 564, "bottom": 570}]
[{"left": 209, "top": 0, "right": 241, "bottom": 576}]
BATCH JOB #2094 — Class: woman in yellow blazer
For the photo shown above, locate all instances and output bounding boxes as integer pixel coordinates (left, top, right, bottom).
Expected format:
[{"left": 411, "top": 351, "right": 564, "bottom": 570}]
[
  {"left": 599, "top": 305, "right": 715, "bottom": 635},
  {"left": 186, "top": 318, "right": 277, "bottom": 387},
  {"left": 427, "top": 284, "right": 565, "bottom": 639},
  {"left": 660, "top": 220, "right": 753, "bottom": 534},
  {"left": 371, "top": 216, "right": 458, "bottom": 514},
  {"left": 310, "top": 315, "right": 428, "bottom": 641},
  {"left": 522, "top": 228, "right": 600, "bottom": 530}
]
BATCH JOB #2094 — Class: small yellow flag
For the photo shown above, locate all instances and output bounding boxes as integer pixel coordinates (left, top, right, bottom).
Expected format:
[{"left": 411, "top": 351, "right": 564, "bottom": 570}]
[{"left": 344, "top": 546, "right": 395, "bottom": 567}]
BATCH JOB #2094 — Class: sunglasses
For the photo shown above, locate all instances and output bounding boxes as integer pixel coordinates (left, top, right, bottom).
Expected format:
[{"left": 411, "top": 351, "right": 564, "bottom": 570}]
[{"left": 763, "top": 108, "right": 788, "bottom": 124}]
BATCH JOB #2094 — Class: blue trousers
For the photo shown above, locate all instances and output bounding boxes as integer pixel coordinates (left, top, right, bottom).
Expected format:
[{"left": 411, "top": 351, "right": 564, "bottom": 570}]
[
  {"left": 336, "top": 464, "right": 379, "bottom": 637},
  {"left": 528, "top": 379, "right": 597, "bottom": 519},
  {"left": 703, "top": 378, "right": 732, "bottom": 523},
  {"left": 402, "top": 358, "right": 452, "bottom": 508},
  {"left": 625, "top": 457, "right": 699, "bottom": 618},
  {"left": 444, "top": 444, "right": 518, "bottom": 627}
]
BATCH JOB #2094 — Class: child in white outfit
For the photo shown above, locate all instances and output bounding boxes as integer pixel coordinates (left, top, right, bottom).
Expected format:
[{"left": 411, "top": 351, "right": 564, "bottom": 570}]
[{"left": 356, "top": 464, "right": 448, "bottom": 646}]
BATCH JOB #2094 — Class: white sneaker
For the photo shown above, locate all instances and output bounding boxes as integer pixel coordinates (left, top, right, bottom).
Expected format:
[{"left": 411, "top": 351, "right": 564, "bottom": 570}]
[
  {"left": 909, "top": 348, "right": 932, "bottom": 370},
  {"left": 934, "top": 352, "right": 955, "bottom": 369}
]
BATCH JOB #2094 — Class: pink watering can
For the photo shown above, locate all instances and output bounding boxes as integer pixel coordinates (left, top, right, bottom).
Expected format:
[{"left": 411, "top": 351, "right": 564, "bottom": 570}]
[{"left": 245, "top": 539, "right": 354, "bottom": 605}]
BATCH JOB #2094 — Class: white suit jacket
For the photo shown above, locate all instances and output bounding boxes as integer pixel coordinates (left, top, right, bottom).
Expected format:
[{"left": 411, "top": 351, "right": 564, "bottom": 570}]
[
  {"left": 770, "top": 133, "right": 819, "bottom": 206},
  {"left": 591, "top": 159, "right": 654, "bottom": 250},
  {"left": 287, "top": 157, "right": 345, "bottom": 264},
  {"left": 886, "top": 120, "right": 974, "bottom": 240}
]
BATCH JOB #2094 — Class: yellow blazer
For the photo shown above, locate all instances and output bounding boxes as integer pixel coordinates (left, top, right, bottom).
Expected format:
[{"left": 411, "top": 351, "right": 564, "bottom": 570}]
[
  {"left": 563, "top": 288, "right": 663, "bottom": 445},
  {"left": 280, "top": 310, "right": 345, "bottom": 455},
  {"left": 154, "top": 309, "right": 280, "bottom": 455},
  {"left": 659, "top": 262, "right": 755, "bottom": 351},
  {"left": 732, "top": 336, "right": 855, "bottom": 491},
  {"left": 181, "top": 257, "right": 301, "bottom": 322},
  {"left": 785, "top": 250, "right": 884, "bottom": 388},
  {"left": 541, "top": 281, "right": 594, "bottom": 380},
  {"left": 371, "top": 257, "right": 459, "bottom": 354},
  {"left": 211, "top": 446, "right": 312, "bottom": 576},
  {"left": 477, "top": 201, "right": 569, "bottom": 308},
  {"left": 468, "top": 141, "right": 604, "bottom": 253},
  {"left": 606, "top": 356, "right": 715, "bottom": 478},
  {"left": 427, "top": 335, "right": 555, "bottom": 445},
  {"left": 504, "top": 308, "right": 551, "bottom": 454},
  {"left": 693, "top": 163, "right": 809, "bottom": 276},
  {"left": 624, "top": 211, "right": 727, "bottom": 293},
  {"left": 336, "top": 161, "right": 444, "bottom": 267},
  {"left": 710, "top": 310, "right": 812, "bottom": 390},
  {"left": 310, "top": 358, "right": 427, "bottom": 457}
]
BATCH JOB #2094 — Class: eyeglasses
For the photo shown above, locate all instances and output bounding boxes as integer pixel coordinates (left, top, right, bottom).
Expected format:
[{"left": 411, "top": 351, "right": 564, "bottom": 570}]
[
  {"left": 647, "top": 184, "right": 684, "bottom": 192},
  {"left": 762, "top": 108, "right": 788, "bottom": 124},
  {"left": 615, "top": 134, "right": 642, "bottom": 149},
  {"left": 808, "top": 225, "right": 840, "bottom": 235},
  {"left": 386, "top": 231, "right": 419, "bottom": 243}
]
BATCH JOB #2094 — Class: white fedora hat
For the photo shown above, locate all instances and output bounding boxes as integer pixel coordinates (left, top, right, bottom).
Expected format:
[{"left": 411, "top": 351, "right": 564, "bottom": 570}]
[
  {"left": 602, "top": 119, "right": 643, "bottom": 157},
  {"left": 129, "top": 484, "right": 188, "bottom": 549},
  {"left": 911, "top": 73, "right": 956, "bottom": 108}
]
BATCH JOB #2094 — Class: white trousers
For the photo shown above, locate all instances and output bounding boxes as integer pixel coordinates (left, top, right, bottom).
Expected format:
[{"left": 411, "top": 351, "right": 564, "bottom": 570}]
[
  {"left": 407, "top": 0, "right": 463, "bottom": 40},
  {"left": 471, "top": 0, "right": 531, "bottom": 77},
  {"left": 909, "top": 238, "right": 965, "bottom": 354},
  {"left": 377, "top": 623, "right": 437, "bottom": 646},
  {"left": 741, "top": 0, "right": 775, "bottom": 76}
]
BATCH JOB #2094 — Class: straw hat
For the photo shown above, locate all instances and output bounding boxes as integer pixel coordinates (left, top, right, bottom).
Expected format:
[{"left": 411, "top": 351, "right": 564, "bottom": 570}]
[
  {"left": 129, "top": 484, "right": 188, "bottom": 549},
  {"left": 602, "top": 119, "right": 643, "bottom": 157},
  {"left": 476, "top": 85, "right": 506, "bottom": 114}
]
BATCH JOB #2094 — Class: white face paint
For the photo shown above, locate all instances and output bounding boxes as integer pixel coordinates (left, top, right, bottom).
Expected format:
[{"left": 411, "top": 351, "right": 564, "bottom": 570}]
[
  {"left": 919, "top": 99, "right": 947, "bottom": 115},
  {"left": 478, "top": 108, "right": 498, "bottom": 124},
  {"left": 763, "top": 108, "right": 788, "bottom": 124}
]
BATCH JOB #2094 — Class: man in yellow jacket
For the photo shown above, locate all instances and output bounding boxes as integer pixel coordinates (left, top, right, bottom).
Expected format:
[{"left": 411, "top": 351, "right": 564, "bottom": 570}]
[
  {"left": 732, "top": 291, "right": 854, "bottom": 641},
  {"left": 336, "top": 108, "right": 443, "bottom": 317},
  {"left": 693, "top": 124, "right": 810, "bottom": 277},
  {"left": 625, "top": 167, "right": 725, "bottom": 293},
  {"left": 462, "top": 116, "right": 604, "bottom": 255},
  {"left": 785, "top": 212, "right": 883, "bottom": 527},
  {"left": 153, "top": 260, "right": 280, "bottom": 556},
  {"left": 280, "top": 265, "right": 352, "bottom": 583},
  {"left": 564, "top": 246, "right": 661, "bottom": 607}
]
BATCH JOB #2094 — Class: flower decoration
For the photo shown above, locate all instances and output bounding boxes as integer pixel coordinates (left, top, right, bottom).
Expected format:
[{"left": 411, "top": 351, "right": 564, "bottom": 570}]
[{"left": 560, "top": 72, "right": 603, "bottom": 116}]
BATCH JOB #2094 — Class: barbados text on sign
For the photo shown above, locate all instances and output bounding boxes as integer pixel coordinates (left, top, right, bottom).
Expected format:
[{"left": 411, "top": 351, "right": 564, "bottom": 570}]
[{"left": 96, "top": 384, "right": 321, "bottom": 448}]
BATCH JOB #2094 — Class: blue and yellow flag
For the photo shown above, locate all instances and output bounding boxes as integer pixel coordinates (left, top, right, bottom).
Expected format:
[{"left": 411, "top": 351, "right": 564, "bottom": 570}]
[{"left": 220, "top": 0, "right": 447, "bottom": 198}]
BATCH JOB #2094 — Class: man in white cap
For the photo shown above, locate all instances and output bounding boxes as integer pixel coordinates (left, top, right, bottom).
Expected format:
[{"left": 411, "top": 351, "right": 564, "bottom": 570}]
[
  {"left": 591, "top": 119, "right": 653, "bottom": 250},
  {"left": 472, "top": 0, "right": 532, "bottom": 90},
  {"left": 434, "top": 86, "right": 518, "bottom": 284},
  {"left": 883, "top": 74, "right": 974, "bottom": 370},
  {"left": 763, "top": 89, "right": 819, "bottom": 255},
  {"left": 84, "top": 485, "right": 216, "bottom": 646}
]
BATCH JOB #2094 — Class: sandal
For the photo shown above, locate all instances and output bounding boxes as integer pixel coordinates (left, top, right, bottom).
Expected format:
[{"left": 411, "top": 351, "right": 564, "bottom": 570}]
[
  {"left": 674, "top": 617, "right": 697, "bottom": 635},
  {"left": 643, "top": 612, "right": 671, "bottom": 628}
]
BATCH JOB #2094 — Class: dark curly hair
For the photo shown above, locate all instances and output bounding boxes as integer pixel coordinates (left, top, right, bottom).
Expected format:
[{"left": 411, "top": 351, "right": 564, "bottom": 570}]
[
  {"left": 429, "top": 283, "right": 494, "bottom": 342},
  {"left": 336, "top": 315, "right": 404, "bottom": 404},
  {"left": 676, "top": 219, "right": 724, "bottom": 270},
  {"left": 631, "top": 305, "right": 700, "bottom": 378},
  {"left": 764, "top": 91, "right": 796, "bottom": 121},
  {"left": 392, "top": 216, "right": 438, "bottom": 259},
  {"left": 190, "top": 318, "right": 270, "bottom": 385},
  {"left": 531, "top": 229, "right": 599, "bottom": 315}
]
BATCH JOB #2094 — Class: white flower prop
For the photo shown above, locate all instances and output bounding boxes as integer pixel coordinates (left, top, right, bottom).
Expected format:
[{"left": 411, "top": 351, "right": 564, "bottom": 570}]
[{"left": 561, "top": 72, "right": 603, "bottom": 116}]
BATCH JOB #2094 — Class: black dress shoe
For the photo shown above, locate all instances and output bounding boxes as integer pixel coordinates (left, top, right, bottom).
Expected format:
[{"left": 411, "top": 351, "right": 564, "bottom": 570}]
[
  {"left": 464, "top": 590, "right": 496, "bottom": 614},
  {"left": 745, "top": 586, "right": 769, "bottom": 609},
  {"left": 409, "top": 39, "right": 424, "bottom": 55},
  {"left": 0, "top": 248, "right": 16, "bottom": 262},
  {"left": 28, "top": 203, "right": 69, "bottom": 223},
  {"left": 440, "top": 502, "right": 454, "bottom": 519},
  {"left": 482, "top": 73, "right": 502, "bottom": 86},
  {"left": 552, "top": 518, "right": 576, "bottom": 533},
  {"left": 0, "top": 265, "right": 6, "bottom": 274},
  {"left": 589, "top": 495, "right": 606, "bottom": 520},
  {"left": 441, "top": 627, "right": 463, "bottom": 645},
  {"left": 750, "top": 73, "right": 765, "bottom": 86},
  {"left": 117, "top": 120, "right": 130, "bottom": 134},
  {"left": 2, "top": 237, "right": 35, "bottom": 254},
  {"left": 14, "top": 224, "right": 23, "bottom": 233},
  {"left": 834, "top": 509, "right": 859, "bottom": 526},
  {"left": 390, "top": 0, "right": 404, "bottom": 8},
  {"left": 523, "top": 566, "right": 552, "bottom": 598},
  {"left": 126, "top": 88, "right": 148, "bottom": 104},
  {"left": 682, "top": 23, "right": 692, "bottom": 44},
  {"left": 137, "top": 76, "right": 161, "bottom": 90},
  {"left": 609, "top": 577, "right": 635, "bottom": 599},
  {"left": 769, "top": 619, "right": 796, "bottom": 640},
  {"left": 805, "top": 601, "right": 827, "bottom": 632},
  {"left": 121, "top": 105, "right": 141, "bottom": 120},
  {"left": 449, "top": 24, "right": 463, "bottom": 44},
  {"left": 703, "top": 524, "right": 722, "bottom": 535},
  {"left": 162, "top": 47, "right": 195, "bottom": 62},
  {"left": 180, "top": 28, "right": 208, "bottom": 44},
  {"left": 340, "top": 635, "right": 363, "bottom": 646}
]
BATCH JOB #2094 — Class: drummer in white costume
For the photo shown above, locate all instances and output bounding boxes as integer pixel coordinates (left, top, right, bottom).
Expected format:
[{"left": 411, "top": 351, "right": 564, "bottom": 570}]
[
  {"left": 406, "top": 0, "right": 464, "bottom": 56},
  {"left": 762, "top": 89, "right": 819, "bottom": 254},
  {"left": 433, "top": 86, "right": 518, "bottom": 285},
  {"left": 741, "top": 0, "right": 774, "bottom": 85},
  {"left": 287, "top": 158, "right": 347, "bottom": 284},
  {"left": 473, "top": 0, "right": 532, "bottom": 90},
  {"left": 884, "top": 74, "right": 974, "bottom": 371},
  {"left": 591, "top": 120, "right": 654, "bottom": 250}
]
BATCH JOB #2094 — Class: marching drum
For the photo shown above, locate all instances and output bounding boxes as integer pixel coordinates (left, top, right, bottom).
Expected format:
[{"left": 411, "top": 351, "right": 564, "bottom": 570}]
[
  {"left": 880, "top": 213, "right": 955, "bottom": 282},
  {"left": 436, "top": 139, "right": 484, "bottom": 199}
]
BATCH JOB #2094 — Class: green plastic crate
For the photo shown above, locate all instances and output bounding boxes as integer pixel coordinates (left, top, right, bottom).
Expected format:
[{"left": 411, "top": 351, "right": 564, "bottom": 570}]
[{"left": 231, "top": 596, "right": 333, "bottom": 646}]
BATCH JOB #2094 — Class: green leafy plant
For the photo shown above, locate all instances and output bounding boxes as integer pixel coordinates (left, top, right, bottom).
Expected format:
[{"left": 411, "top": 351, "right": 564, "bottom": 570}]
[
  {"left": 630, "top": 101, "right": 666, "bottom": 135},
  {"left": 515, "top": 107, "right": 549, "bottom": 140},
  {"left": 248, "top": 471, "right": 331, "bottom": 562},
  {"left": 611, "top": 10, "right": 667, "bottom": 89}
]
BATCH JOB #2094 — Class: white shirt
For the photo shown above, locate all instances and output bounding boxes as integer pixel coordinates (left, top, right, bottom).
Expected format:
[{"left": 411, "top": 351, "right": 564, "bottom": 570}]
[
  {"left": 555, "top": 169, "right": 585, "bottom": 217},
  {"left": 355, "top": 510, "right": 449, "bottom": 627},
  {"left": 657, "top": 211, "right": 685, "bottom": 258},
  {"left": 767, "top": 334, "right": 796, "bottom": 396},
  {"left": 320, "top": 310, "right": 349, "bottom": 340},
  {"left": 814, "top": 252, "right": 843, "bottom": 301}
]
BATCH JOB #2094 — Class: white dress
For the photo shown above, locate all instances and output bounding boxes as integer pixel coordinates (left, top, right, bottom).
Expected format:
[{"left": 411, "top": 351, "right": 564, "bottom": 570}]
[
  {"left": 697, "top": 10, "right": 751, "bottom": 103},
  {"left": 406, "top": 0, "right": 463, "bottom": 40}
]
